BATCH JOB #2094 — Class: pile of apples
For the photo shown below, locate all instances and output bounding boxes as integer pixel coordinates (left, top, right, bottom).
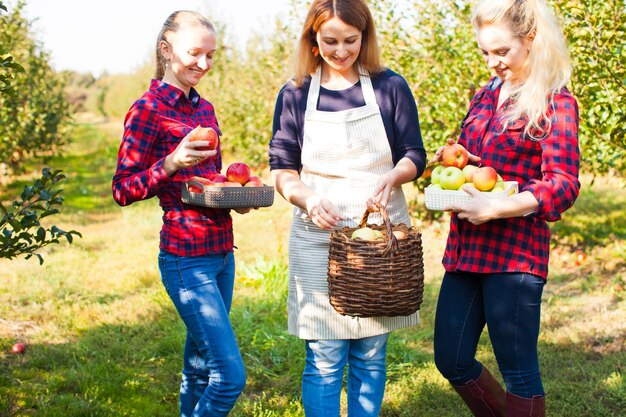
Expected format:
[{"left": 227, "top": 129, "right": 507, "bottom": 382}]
[
  {"left": 189, "top": 162, "right": 264, "bottom": 192},
  {"left": 430, "top": 143, "right": 507, "bottom": 192},
  {"left": 350, "top": 227, "right": 408, "bottom": 241}
]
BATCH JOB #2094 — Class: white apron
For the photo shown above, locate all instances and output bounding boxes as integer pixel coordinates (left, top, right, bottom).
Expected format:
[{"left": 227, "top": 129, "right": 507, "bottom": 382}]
[{"left": 287, "top": 67, "right": 420, "bottom": 339}]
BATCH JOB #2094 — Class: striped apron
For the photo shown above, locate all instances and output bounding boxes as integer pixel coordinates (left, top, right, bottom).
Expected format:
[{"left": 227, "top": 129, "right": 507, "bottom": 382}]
[{"left": 287, "top": 66, "right": 420, "bottom": 340}]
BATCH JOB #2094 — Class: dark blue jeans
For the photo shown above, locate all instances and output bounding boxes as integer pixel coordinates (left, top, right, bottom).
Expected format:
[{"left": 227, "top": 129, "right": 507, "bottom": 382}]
[
  {"left": 433, "top": 271, "right": 545, "bottom": 398},
  {"left": 158, "top": 250, "right": 246, "bottom": 417}
]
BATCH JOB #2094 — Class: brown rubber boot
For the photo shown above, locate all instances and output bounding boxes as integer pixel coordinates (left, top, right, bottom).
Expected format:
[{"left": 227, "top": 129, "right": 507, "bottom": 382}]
[
  {"left": 505, "top": 392, "right": 545, "bottom": 417},
  {"left": 451, "top": 366, "right": 506, "bottom": 417}
]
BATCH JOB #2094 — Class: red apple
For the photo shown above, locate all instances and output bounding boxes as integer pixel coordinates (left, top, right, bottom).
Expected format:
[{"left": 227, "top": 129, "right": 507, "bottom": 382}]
[
  {"left": 188, "top": 184, "right": 203, "bottom": 193},
  {"left": 11, "top": 342, "right": 25, "bottom": 354},
  {"left": 223, "top": 181, "right": 243, "bottom": 187},
  {"left": 244, "top": 176, "right": 263, "bottom": 187},
  {"left": 473, "top": 166, "right": 498, "bottom": 191},
  {"left": 439, "top": 166, "right": 466, "bottom": 190},
  {"left": 190, "top": 176, "right": 214, "bottom": 186},
  {"left": 188, "top": 127, "right": 218, "bottom": 150},
  {"left": 226, "top": 163, "right": 251, "bottom": 185},
  {"left": 441, "top": 143, "right": 469, "bottom": 169},
  {"left": 209, "top": 174, "right": 228, "bottom": 183}
]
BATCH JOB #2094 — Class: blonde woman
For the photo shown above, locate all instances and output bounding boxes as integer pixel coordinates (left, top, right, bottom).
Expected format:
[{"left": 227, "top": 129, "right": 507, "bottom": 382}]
[
  {"left": 269, "top": 0, "right": 426, "bottom": 414},
  {"left": 430, "top": 0, "right": 580, "bottom": 416}
]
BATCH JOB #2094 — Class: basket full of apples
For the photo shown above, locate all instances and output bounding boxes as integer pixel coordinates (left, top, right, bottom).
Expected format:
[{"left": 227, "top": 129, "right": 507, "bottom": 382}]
[
  {"left": 327, "top": 206, "right": 424, "bottom": 318},
  {"left": 424, "top": 142, "right": 518, "bottom": 211},
  {"left": 181, "top": 162, "right": 275, "bottom": 209}
]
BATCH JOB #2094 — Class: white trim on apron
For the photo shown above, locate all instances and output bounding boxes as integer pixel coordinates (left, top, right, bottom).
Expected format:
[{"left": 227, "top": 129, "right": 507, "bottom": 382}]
[{"left": 287, "top": 66, "right": 420, "bottom": 339}]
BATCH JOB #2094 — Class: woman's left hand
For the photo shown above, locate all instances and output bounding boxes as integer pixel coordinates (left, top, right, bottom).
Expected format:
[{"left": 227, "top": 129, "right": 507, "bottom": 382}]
[
  {"left": 445, "top": 185, "right": 498, "bottom": 225},
  {"left": 366, "top": 172, "right": 396, "bottom": 212}
]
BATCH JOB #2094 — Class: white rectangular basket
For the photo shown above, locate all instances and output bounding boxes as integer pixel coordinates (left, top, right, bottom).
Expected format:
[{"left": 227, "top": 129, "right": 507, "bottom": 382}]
[{"left": 424, "top": 181, "right": 519, "bottom": 211}]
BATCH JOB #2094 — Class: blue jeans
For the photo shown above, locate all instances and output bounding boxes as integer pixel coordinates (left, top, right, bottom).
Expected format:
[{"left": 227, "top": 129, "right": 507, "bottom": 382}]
[
  {"left": 302, "top": 334, "right": 389, "bottom": 417},
  {"left": 158, "top": 250, "right": 246, "bottom": 417},
  {"left": 433, "top": 271, "right": 545, "bottom": 398}
]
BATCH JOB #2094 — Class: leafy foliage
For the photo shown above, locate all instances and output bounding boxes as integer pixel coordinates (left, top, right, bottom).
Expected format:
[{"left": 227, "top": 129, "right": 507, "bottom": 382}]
[
  {"left": 0, "top": 0, "right": 72, "bottom": 170},
  {"left": 0, "top": 167, "right": 81, "bottom": 264},
  {"left": 88, "top": 0, "right": 625, "bottom": 180},
  {"left": 0, "top": 1, "right": 79, "bottom": 263},
  {"left": 552, "top": 0, "right": 626, "bottom": 175}
]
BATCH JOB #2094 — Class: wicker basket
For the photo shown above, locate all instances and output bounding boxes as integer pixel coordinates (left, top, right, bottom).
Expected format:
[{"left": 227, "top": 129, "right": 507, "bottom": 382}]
[
  {"left": 424, "top": 181, "right": 519, "bottom": 211},
  {"left": 181, "top": 179, "right": 275, "bottom": 209},
  {"left": 327, "top": 207, "right": 424, "bottom": 318}
]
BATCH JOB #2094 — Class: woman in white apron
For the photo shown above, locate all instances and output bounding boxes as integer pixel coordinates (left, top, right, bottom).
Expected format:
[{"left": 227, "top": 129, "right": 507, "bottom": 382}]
[{"left": 269, "top": 1, "right": 426, "bottom": 415}]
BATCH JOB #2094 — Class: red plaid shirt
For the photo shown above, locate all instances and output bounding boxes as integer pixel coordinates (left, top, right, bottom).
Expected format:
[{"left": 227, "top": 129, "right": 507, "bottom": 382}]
[
  {"left": 443, "top": 77, "right": 580, "bottom": 280},
  {"left": 112, "top": 79, "right": 233, "bottom": 256}
]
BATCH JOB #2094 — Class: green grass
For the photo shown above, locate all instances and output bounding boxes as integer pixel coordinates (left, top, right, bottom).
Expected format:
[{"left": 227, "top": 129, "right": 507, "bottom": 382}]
[{"left": 0, "top": 121, "right": 624, "bottom": 416}]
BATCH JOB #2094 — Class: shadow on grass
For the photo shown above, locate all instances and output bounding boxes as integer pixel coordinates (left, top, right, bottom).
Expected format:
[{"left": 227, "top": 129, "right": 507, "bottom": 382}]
[
  {"left": 1, "top": 274, "right": 622, "bottom": 417},
  {"left": 0, "top": 306, "right": 184, "bottom": 417}
]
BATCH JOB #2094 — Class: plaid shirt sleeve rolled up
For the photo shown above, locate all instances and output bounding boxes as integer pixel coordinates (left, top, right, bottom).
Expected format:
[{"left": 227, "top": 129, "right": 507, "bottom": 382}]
[
  {"left": 443, "top": 77, "right": 581, "bottom": 280},
  {"left": 112, "top": 79, "right": 233, "bottom": 256}
]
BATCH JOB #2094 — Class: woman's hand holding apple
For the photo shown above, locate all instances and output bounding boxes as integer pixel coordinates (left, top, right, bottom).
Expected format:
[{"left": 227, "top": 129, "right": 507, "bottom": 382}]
[
  {"left": 428, "top": 139, "right": 481, "bottom": 167},
  {"left": 163, "top": 126, "right": 218, "bottom": 176}
]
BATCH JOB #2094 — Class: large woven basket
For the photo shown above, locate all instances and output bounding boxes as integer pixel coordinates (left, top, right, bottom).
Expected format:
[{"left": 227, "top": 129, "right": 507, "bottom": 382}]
[
  {"left": 181, "top": 180, "right": 275, "bottom": 209},
  {"left": 327, "top": 207, "right": 424, "bottom": 318}
]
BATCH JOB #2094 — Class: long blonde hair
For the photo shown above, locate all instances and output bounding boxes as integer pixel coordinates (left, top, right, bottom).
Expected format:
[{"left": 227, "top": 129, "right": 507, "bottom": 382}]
[
  {"left": 472, "top": 0, "right": 572, "bottom": 139},
  {"left": 292, "top": 0, "right": 384, "bottom": 87},
  {"left": 154, "top": 10, "right": 217, "bottom": 80}
]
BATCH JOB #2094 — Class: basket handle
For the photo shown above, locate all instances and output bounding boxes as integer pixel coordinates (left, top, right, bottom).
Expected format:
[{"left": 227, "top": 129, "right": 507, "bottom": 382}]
[
  {"left": 358, "top": 204, "right": 399, "bottom": 257},
  {"left": 186, "top": 179, "right": 205, "bottom": 191}
]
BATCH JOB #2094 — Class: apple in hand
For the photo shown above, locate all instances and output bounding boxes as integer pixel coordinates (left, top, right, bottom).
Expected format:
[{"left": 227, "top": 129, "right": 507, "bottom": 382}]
[
  {"left": 439, "top": 166, "right": 466, "bottom": 190},
  {"left": 226, "top": 162, "right": 251, "bottom": 185},
  {"left": 462, "top": 165, "right": 479, "bottom": 183},
  {"left": 188, "top": 127, "right": 219, "bottom": 150},
  {"left": 244, "top": 175, "right": 263, "bottom": 187},
  {"left": 472, "top": 166, "right": 498, "bottom": 191},
  {"left": 431, "top": 165, "right": 445, "bottom": 184},
  {"left": 441, "top": 143, "right": 469, "bottom": 169}
]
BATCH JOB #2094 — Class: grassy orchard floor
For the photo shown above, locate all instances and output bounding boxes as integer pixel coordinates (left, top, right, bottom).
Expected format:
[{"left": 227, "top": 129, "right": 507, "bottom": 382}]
[{"left": 0, "top": 121, "right": 624, "bottom": 416}]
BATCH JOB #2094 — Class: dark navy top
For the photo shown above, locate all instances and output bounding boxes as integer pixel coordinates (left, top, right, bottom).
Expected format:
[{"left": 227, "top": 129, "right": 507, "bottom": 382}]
[{"left": 269, "top": 68, "right": 426, "bottom": 178}]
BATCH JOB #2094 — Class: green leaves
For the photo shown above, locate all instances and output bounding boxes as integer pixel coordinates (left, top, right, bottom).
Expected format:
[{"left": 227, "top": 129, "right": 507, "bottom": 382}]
[
  {"left": 0, "top": 1, "right": 71, "bottom": 170},
  {"left": 0, "top": 168, "right": 81, "bottom": 264}
]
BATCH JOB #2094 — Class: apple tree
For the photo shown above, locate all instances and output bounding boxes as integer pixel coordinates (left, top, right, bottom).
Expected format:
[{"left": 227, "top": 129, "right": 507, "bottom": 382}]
[
  {"left": 552, "top": 0, "right": 626, "bottom": 176},
  {"left": 0, "top": 1, "right": 80, "bottom": 264},
  {"left": 0, "top": 0, "right": 72, "bottom": 171}
]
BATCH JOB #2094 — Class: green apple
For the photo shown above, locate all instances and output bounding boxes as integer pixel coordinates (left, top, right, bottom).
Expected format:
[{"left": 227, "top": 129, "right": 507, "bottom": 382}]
[
  {"left": 492, "top": 181, "right": 506, "bottom": 193},
  {"left": 492, "top": 181, "right": 516, "bottom": 195},
  {"left": 351, "top": 227, "right": 384, "bottom": 241},
  {"left": 429, "top": 183, "right": 442, "bottom": 190},
  {"left": 458, "top": 182, "right": 477, "bottom": 191},
  {"left": 431, "top": 165, "right": 445, "bottom": 184},
  {"left": 440, "top": 166, "right": 466, "bottom": 190},
  {"left": 461, "top": 165, "right": 480, "bottom": 183}
]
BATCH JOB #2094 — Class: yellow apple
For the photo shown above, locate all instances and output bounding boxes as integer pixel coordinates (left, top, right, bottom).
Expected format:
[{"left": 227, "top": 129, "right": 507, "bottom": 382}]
[{"left": 351, "top": 227, "right": 384, "bottom": 241}]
